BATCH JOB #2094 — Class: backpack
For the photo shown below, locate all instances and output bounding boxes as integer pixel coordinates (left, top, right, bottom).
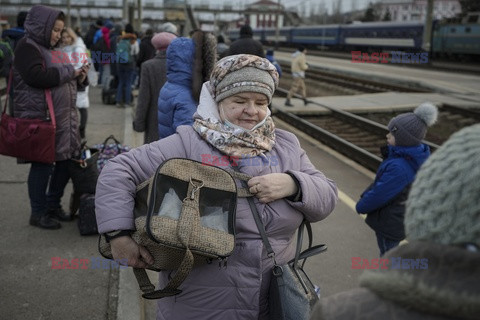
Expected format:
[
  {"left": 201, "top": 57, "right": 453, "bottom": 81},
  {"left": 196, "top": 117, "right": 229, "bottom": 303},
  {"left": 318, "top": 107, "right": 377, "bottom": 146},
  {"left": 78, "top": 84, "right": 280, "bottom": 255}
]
[
  {"left": 116, "top": 39, "right": 132, "bottom": 64},
  {"left": 98, "top": 158, "right": 253, "bottom": 299},
  {"left": 0, "top": 40, "right": 14, "bottom": 77}
]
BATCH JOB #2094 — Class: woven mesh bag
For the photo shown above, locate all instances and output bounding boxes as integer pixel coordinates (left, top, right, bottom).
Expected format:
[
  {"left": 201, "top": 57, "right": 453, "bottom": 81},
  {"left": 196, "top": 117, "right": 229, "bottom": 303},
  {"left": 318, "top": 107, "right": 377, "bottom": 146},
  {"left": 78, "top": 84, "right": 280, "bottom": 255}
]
[{"left": 99, "top": 158, "right": 241, "bottom": 299}]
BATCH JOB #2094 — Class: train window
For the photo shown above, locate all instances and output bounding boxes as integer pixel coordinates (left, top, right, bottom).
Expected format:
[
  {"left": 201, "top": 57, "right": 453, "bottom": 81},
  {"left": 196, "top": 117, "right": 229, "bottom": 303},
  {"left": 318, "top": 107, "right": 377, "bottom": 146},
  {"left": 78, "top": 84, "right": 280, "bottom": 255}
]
[
  {"left": 465, "top": 27, "right": 471, "bottom": 33},
  {"left": 467, "top": 15, "right": 478, "bottom": 23},
  {"left": 450, "top": 28, "right": 456, "bottom": 33}
]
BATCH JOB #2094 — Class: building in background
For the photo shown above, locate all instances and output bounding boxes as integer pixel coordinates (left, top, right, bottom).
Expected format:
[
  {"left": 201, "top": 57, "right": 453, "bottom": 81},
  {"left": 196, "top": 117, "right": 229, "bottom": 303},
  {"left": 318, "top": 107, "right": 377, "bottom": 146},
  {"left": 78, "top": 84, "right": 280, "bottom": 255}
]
[{"left": 378, "top": 0, "right": 461, "bottom": 22}]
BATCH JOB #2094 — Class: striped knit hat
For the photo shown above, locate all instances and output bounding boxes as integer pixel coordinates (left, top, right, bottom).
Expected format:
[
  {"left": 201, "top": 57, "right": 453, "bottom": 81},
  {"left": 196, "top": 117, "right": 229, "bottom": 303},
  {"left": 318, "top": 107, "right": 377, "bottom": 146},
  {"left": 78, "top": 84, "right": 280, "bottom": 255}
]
[
  {"left": 210, "top": 54, "right": 279, "bottom": 104},
  {"left": 405, "top": 124, "right": 480, "bottom": 246}
]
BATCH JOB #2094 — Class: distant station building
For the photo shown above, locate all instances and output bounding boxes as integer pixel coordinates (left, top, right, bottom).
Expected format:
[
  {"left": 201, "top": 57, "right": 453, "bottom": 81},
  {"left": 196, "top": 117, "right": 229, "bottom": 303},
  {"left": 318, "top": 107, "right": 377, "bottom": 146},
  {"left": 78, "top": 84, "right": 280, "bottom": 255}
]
[
  {"left": 226, "top": 0, "right": 302, "bottom": 30},
  {"left": 245, "top": 0, "right": 284, "bottom": 29},
  {"left": 378, "top": 0, "right": 462, "bottom": 22}
]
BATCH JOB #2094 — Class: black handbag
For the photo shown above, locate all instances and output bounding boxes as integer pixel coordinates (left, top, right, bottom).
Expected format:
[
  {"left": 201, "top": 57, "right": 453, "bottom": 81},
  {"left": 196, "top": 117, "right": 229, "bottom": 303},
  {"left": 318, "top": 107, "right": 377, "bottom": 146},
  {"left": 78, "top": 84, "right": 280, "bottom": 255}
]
[
  {"left": 68, "top": 145, "right": 99, "bottom": 217},
  {"left": 243, "top": 191, "right": 327, "bottom": 320},
  {"left": 69, "top": 145, "right": 100, "bottom": 195}
]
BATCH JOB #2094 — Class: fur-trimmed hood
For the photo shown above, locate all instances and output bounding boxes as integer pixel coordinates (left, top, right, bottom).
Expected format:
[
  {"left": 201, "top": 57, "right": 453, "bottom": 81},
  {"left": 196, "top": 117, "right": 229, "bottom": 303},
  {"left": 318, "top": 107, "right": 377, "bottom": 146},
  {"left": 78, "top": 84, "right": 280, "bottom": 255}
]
[{"left": 191, "top": 30, "right": 217, "bottom": 103}]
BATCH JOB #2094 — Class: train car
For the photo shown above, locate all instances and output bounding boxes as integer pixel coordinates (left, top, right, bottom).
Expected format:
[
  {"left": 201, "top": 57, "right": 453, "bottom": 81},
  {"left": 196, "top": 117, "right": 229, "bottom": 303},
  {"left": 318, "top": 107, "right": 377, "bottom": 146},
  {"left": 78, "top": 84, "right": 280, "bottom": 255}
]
[
  {"left": 260, "top": 27, "right": 291, "bottom": 46},
  {"left": 290, "top": 25, "right": 341, "bottom": 48},
  {"left": 432, "top": 12, "right": 480, "bottom": 58},
  {"left": 339, "top": 21, "right": 424, "bottom": 51},
  {"left": 226, "top": 27, "right": 266, "bottom": 43}
]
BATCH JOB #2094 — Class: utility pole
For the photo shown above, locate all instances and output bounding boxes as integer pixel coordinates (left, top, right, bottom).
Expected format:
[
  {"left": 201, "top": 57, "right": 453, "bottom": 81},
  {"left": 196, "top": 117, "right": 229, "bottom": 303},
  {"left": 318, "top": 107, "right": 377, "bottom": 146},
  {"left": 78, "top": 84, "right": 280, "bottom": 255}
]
[
  {"left": 123, "top": 0, "right": 128, "bottom": 21},
  {"left": 274, "top": 0, "right": 281, "bottom": 50},
  {"left": 67, "top": 0, "right": 71, "bottom": 27},
  {"left": 137, "top": 0, "right": 143, "bottom": 31},
  {"left": 422, "top": 0, "right": 434, "bottom": 53}
]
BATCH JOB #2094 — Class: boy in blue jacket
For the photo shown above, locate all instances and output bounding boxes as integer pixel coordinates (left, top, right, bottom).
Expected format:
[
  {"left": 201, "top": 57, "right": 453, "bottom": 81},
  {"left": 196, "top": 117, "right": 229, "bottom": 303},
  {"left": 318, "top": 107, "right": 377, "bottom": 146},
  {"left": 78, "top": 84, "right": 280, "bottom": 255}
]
[{"left": 356, "top": 103, "right": 438, "bottom": 256}]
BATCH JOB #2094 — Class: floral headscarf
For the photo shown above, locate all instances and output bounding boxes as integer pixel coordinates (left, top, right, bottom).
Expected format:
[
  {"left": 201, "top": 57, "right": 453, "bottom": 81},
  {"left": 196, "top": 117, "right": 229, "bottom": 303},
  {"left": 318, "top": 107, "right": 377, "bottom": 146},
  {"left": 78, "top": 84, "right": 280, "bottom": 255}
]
[{"left": 193, "top": 81, "right": 276, "bottom": 158}]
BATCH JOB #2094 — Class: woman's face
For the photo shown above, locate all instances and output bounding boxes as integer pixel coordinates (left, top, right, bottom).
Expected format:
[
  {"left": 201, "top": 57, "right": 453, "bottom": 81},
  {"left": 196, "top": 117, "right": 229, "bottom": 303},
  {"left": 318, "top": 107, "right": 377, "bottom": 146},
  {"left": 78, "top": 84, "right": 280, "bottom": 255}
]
[
  {"left": 50, "top": 20, "right": 64, "bottom": 47},
  {"left": 61, "top": 31, "right": 73, "bottom": 46},
  {"left": 219, "top": 92, "right": 269, "bottom": 130}
]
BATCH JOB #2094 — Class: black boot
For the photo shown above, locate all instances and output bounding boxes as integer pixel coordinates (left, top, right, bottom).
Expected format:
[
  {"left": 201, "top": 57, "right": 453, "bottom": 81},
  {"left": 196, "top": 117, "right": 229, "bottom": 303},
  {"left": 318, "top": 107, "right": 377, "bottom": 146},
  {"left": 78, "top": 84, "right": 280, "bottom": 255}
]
[
  {"left": 47, "top": 207, "right": 73, "bottom": 222},
  {"left": 30, "top": 215, "right": 61, "bottom": 229},
  {"left": 285, "top": 99, "right": 294, "bottom": 107},
  {"left": 303, "top": 98, "right": 309, "bottom": 106}
]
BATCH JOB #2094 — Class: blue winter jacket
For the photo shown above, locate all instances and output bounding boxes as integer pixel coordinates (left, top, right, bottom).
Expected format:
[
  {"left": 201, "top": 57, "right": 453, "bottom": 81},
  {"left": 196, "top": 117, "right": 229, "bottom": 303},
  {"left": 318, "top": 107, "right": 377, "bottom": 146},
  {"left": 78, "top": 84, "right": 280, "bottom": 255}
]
[
  {"left": 356, "top": 144, "right": 430, "bottom": 240},
  {"left": 157, "top": 37, "right": 196, "bottom": 139},
  {"left": 356, "top": 144, "right": 430, "bottom": 214}
]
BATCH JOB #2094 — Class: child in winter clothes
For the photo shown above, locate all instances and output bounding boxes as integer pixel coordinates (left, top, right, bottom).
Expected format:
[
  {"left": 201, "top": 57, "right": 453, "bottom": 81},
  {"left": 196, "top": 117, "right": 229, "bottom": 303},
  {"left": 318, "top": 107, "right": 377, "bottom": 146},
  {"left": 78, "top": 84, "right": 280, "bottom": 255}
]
[
  {"left": 356, "top": 102, "right": 438, "bottom": 256},
  {"left": 156, "top": 30, "right": 216, "bottom": 139}
]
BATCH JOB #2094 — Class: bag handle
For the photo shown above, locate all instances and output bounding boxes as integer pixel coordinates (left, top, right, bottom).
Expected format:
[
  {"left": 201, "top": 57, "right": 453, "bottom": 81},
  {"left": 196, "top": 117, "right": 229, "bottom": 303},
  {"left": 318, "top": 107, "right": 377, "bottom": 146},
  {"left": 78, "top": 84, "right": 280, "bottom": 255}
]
[
  {"left": 131, "top": 161, "right": 200, "bottom": 300},
  {"left": 2, "top": 68, "right": 13, "bottom": 115},
  {"left": 100, "top": 134, "right": 123, "bottom": 153},
  {"left": 3, "top": 63, "right": 56, "bottom": 129}
]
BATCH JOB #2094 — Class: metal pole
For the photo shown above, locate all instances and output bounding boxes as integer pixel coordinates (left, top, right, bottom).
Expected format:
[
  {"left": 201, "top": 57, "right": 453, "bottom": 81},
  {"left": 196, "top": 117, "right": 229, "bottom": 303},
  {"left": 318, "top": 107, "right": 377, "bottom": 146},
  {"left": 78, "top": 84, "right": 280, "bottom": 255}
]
[
  {"left": 321, "top": 5, "right": 326, "bottom": 50},
  {"left": 137, "top": 0, "right": 142, "bottom": 31},
  {"left": 274, "top": 0, "right": 280, "bottom": 50},
  {"left": 422, "top": 0, "right": 433, "bottom": 52},
  {"left": 123, "top": 0, "right": 128, "bottom": 21},
  {"left": 67, "top": 0, "right": 71, "bottom": 27}
]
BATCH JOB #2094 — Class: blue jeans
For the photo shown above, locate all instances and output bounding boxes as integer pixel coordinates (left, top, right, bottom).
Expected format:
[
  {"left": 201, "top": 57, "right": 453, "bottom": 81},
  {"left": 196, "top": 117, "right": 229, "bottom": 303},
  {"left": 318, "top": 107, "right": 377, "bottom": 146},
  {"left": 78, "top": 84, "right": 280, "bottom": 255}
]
[
  {"left": 28, "top": 160, "right": 70, "bottom": 218},
  {"left": 375, "top": 232, "right": 400, "bottom": 256},
  {"left": 116, "top": 65, "right": 134, "bottom": 104}
]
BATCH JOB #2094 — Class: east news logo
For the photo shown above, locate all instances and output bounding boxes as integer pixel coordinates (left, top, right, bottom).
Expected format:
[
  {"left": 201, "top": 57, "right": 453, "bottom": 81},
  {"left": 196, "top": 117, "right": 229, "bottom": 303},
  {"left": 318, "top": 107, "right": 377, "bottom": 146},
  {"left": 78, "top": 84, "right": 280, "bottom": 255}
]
[
  {"left": 351, "top": 51, "right": 429, "bottom": 64},
  {"left": 352, "top": 257, "right": 429, "bottom": 269}
]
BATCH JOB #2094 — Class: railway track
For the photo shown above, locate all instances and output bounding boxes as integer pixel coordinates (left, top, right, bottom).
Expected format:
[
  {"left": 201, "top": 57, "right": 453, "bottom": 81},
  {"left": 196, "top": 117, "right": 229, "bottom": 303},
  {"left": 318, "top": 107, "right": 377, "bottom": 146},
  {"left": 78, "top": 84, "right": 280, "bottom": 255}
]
[
  {"left": 274, "top": 88, "right": 479, "bottom": 172},
  {"left": 280, "top": 63, "right": 430, "bottom": 94}
]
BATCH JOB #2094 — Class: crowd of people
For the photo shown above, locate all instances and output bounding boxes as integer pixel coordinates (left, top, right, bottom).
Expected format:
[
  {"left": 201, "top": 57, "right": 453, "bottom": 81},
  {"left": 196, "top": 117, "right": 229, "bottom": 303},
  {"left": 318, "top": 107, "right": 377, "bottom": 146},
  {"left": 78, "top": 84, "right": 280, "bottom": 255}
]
[{"left": 1, "top": 4, "right": 478, "bottom": 320}]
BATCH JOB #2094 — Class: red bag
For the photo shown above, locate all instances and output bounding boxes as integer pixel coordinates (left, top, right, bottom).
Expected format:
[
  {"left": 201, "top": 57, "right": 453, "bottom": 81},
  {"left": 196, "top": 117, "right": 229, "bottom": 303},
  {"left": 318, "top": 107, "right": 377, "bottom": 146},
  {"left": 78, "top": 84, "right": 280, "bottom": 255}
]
[{"left": 0, "top": 70, "right": 56, "bottom": 163}]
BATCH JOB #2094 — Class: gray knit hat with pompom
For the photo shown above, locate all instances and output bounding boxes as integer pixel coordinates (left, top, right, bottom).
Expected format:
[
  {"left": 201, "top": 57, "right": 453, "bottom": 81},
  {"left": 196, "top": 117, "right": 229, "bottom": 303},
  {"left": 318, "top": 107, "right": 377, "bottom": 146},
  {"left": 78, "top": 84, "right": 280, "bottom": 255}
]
[
  {"left": 388, "top": 102, "right": 438, "bottom": 146},
  {"left": 405, "top": 124, "right": 480, "bottom": 246}
]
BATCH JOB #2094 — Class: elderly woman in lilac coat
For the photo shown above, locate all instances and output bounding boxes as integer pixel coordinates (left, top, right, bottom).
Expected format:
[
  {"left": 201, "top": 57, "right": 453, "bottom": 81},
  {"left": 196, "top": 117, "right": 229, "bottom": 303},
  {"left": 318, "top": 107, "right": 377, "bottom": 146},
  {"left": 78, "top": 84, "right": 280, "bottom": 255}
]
[{"left": 95, "top": 54, "right": 338, "bottom": 319}]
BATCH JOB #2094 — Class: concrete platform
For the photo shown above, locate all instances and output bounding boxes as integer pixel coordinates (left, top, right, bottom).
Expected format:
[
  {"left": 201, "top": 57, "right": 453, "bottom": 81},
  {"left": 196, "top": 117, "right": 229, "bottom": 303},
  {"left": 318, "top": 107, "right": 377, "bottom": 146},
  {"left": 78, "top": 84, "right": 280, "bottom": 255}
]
[
  {"left": 276, "top": 52, "right": 480, "bottom": 95},
  {"left": 272, "top": 91, "right": 480, "bottom": 115}
]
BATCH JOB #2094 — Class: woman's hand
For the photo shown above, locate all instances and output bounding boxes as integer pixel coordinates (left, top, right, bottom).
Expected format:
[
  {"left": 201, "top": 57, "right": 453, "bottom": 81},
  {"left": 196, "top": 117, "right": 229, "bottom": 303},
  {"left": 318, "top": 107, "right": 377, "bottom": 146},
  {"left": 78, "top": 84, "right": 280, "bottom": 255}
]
[
  {"left": 110, "top": 236, "right": 154, "bottom": 268},
  {"left": 75, "top": 64, "right": 89, "bottom": 83},
  {"left": 247, "top": 173, "right": 298, "bottom": 203}
]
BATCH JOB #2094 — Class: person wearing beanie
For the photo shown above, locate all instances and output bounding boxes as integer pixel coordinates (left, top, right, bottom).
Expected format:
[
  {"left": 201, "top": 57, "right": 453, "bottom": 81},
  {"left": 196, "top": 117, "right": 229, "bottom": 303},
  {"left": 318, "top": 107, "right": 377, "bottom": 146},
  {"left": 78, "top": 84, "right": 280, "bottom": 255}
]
[
  {"left": 285, "top": 46, "right": 309, "bottom": 107},
  {"left": 160, "top": 22, "right": 178, "bottom": 35},
  {"left": 311, "top": 124, "right": 480, "bottom": 320},
  {"left": 156, "top": 30, "right": 217, "bottom": 139},
  {"left": 356, "top": 102, "right": 438, "bottom": 256},
  {"left": 225, "top": 24, "right": 265, "bottom": 58},
  {"left": 95, "top": 54, "right": 338, "bottom": 319},
  {"left": 133, "top": 32, "right": 177, "bottom": 144}
]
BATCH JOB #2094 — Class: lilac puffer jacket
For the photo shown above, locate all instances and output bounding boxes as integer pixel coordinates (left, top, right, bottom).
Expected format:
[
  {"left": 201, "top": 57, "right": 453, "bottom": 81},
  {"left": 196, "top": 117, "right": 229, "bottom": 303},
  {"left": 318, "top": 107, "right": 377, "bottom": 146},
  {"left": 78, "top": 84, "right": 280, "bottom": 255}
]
[{"left": 96, "top": 125, "right": 337, "bottom": 319}]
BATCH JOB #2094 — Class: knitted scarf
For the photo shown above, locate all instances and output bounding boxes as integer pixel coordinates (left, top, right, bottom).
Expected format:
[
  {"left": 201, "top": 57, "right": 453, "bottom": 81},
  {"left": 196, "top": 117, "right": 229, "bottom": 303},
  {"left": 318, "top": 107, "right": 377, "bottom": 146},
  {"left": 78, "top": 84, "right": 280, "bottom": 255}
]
[{"left": 193, "top": 117, "right": 276, "bottom": 158}]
